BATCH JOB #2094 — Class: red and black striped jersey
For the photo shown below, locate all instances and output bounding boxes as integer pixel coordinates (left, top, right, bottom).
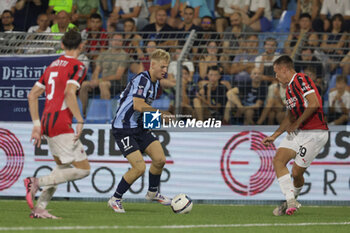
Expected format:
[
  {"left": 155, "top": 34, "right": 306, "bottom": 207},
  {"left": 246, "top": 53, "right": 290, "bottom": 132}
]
[
  {"left": 36, "top": 55, "right": 86, "bottom": 137},
  {"left": 285, "top": 73, "right": 328, "bottom": 130}
]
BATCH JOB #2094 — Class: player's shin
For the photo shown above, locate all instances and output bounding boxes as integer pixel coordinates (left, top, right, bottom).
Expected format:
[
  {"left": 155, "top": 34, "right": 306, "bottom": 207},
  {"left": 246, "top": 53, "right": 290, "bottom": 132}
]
[
  {"left": 278, "top": 174, "right": 295, "bottom": 201},
  {"left": 36, "top": 185, "right": 57, "bottom": 210},
  {"left": 293, "top": 186, "right": 303, "bottom": 199},
  {"left": 148, "top": 171, "right": 161, "bottom": 192},
  {"left": 38, "top": 164, "right": 90, "bottom": 187}
]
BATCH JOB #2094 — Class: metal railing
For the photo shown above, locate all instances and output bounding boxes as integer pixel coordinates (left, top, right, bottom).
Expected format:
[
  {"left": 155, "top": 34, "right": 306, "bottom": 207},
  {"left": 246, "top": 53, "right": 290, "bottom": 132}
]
[{"left": 1, "top": 31, "right": 349, "bottom": 124}]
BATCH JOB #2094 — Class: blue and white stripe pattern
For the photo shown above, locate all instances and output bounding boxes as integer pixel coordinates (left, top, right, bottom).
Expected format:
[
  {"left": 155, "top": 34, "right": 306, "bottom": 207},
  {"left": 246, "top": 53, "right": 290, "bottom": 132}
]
[{"left": 112, "top": 71, "right": 160, "bottom": 129}]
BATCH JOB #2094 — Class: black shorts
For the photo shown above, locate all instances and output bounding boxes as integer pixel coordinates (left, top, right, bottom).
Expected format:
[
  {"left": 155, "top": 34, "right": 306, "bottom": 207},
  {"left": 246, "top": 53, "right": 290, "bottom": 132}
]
[{"left": 112, "top": 127, "right": 158, "bottom": 157}]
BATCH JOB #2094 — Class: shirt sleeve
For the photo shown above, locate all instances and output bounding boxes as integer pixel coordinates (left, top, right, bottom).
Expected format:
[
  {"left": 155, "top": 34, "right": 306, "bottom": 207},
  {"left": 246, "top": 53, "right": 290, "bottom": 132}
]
[
  {"left": 36, "top": 69, "right": 47, "bottom": 89},
  {"left": 320, "top": 1, "right": 328, "bottom": 15},
  {"left": 295, "top": 75, "right": 315, "bottom": 97},
  {"left": 67, "top": 64, "right": 86, "bottom": 89},
  {"left": 132, "top": 75, "right": 151, "bottom": 99}
]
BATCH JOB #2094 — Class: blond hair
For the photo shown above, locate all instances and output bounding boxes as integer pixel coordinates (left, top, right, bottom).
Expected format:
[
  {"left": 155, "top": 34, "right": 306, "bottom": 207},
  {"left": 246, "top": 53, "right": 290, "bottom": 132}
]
[{"left": 150, "top": 49, "right": 170, "bottom": 63}]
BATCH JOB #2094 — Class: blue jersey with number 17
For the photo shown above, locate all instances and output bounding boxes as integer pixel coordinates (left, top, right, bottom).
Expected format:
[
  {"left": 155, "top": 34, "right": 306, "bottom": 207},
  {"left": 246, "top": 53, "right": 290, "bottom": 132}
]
[{"left": 112, "top": 71, "right": 161, "bottom": 129}]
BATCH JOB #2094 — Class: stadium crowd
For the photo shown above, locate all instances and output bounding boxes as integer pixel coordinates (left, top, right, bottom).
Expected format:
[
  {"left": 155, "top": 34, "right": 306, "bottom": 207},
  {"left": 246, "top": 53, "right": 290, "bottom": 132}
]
[{"left": 0, "top": 0, "right": 349, "bottom": 125}]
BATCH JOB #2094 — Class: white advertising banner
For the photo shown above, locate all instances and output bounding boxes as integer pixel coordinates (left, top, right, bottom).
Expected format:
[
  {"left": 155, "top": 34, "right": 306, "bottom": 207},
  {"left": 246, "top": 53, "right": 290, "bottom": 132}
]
[{"left": 0, "top": 123, "right": 349, "bottom": 201}]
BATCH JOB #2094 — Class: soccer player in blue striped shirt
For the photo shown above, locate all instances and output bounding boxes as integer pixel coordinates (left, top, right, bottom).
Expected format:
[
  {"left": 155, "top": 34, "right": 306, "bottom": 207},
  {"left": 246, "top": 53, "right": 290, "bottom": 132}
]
[{"left": 108, "top": 49, "right": 172, "bottom": 213}]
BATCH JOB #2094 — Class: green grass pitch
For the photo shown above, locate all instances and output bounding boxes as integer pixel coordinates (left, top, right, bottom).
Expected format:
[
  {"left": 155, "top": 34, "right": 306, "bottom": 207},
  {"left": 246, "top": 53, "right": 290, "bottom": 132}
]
[{"left": 0, "top": 200, "right": 349, "bottom": 233}]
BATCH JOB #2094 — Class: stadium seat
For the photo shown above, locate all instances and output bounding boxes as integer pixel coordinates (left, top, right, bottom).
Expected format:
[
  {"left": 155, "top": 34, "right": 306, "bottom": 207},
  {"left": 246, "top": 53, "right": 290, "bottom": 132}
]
[
  {"left": 152, "top": 94, "right": 171, "bottom": 110},
  {"left": 274, "top": 10, "right": 295, "bottom": 32},
  {"left": 72, "top": 98, "right": 84, "bottom": 123},
  {"left": 85, "top": 99, "right": 113, "bottom": 124}
]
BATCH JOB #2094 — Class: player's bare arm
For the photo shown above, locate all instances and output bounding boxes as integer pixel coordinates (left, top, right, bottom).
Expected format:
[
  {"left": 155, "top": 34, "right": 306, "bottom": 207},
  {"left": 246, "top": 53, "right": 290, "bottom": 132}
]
[
  {"left": 28, "top": 84, "right": 45, "bottom": 147},
  {"left": 133, "top": 97, "right": 172, "bottom": 120},
  {"left": 262, "top": 110, "right": 293, "bottom": 146},
  {"left": 285, "top": 92, "right": 320, "bottom": 134},
  {"left": 64, "top": 83, "right": 84, "bottom": 141}
]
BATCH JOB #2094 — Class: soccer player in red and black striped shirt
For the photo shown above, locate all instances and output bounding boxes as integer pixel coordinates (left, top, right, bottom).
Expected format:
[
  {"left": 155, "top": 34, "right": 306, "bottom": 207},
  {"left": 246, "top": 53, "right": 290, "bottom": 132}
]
[
  {"left": 24, "top": 30, "right": 91, "bottom": 219},
  {"left": 263, "top": 55, "right": 328, "bottom": 216}
]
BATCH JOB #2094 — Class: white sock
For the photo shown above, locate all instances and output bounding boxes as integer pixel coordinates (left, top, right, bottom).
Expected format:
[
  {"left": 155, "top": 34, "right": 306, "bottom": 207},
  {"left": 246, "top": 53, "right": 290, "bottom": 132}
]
[
  {"left": 294, "top": 186, "right": 303, "bottom": 199},
  {"left": 38, "top": 164, "right": 90, "bottom": 187},
  {"left": 36, "top": 166, "right": 64, "bottom": 209},
  {"left": 278, "top": 174, "right": 295, "bottom": 201},
  {"left": 36, "top": 185, "right": 57, "bottom": 209}
]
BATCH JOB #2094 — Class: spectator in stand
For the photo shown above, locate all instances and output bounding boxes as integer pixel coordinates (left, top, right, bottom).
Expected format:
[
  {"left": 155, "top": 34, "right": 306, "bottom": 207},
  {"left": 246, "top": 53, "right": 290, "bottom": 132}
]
[
  {"left": 177, "top": 6, "right": 200, "bottom": 34},
  {"left": 193, "top": 66, "right": 228, "bottom": 121},
  {"left": 255, "top": 37, "right": 280, "bottom": 83},
  {"left": 168, "top": 47, "right": 195, "bottom": 80},
  {"left": 229, "top": 34, "right": 259, "bottom": 83},
  {"left": 81, "top": 13, "right": 108, "bottom": 71},
  {"left": 222, "top": 12, "right": 254, "bottom": 64},
  {"left": 141, "top": 8, "right": 175, "bottom": 48},
  {"left": 256, "top": 82, "right": 286, "bottom": 125},
  {"left": 215, "top": 0, "right": 246, "bottom": 33},
  {"left": 110, "top": 0, "right": 149, "bottom": 31},
  {"left": 168, "top": 65, "right": 197, "bottom": 116},
  {"left": 25, "top": 13, "right": 51, "bottom": 54},
  {"left": 195, "top": 16, "right": 219, "bottom": 56},
  {"left": 241, "top": 0, "right": 272, "bottom": 32},
  {"left": 284, "top": 13, "right": 313, "bottom": 55},
  {"left": 147, "top": 0, "right": 171, "bottom": 24},
  {"left": 340, "top": 50, "right": 350, "bottom": 76},
  {"left": 79, "top": 33, "right": 130, "bottom": 117},
  {"left": 328, "top": 75, "right": 350, "bottom": 125},
  {"left": 28, "top": 13, "right": 51, "bottom": 33},
  {"left": 168, "top": 0, "right": 185, "bottom": 28},
  {"left": 51, "top": 10, "right": 77, "bottom": 34},
  {"left": 198, "top": 41, "right": 223, "bottom": 79},
  {"left": 291, "top": 0, "right": 321, "bottom": 32},
  {"left": 224, "top": 67, "right": 267, "bottom": 125},
  {"left": 320, "top": 13, "right": 347, "bottom": 68},
  {"left": 304, "top": 66, "right": 324, "bottom": 98},
  {"left": 294, "top": 0, "right": 320, "bottom": 22},
  {"left": 123, "top": 18, "right": 143, "bottom": 57},
  {"left": 169, "top": 0, "right": 212, "bottom": 27},
  {"left": 123, "top": 18, "right": 143, "bottom": 79},
  {"left": 295, "top": 47, "right": 324, "bottom": 78},
  {"left": 46, "top": 0, "right": 73, "bottom": 22},
  {"left": 316, "top": 0, "right": 350, "bottom": 32},
  {"left": 51, "top": 10, "right": 77, "bottom": 53},
  {"left": 0, "top": 1, "right": 16, "bottom": 17},
  {"left": 13, "top": 0, "right": 47, "bottom": 31},
  {"left": 72, "top": 0, "right": 99, "bottom": 30},
  {"left": 0, "top": 10, "right": 21, "bottom": 31},
  {"left": 137, "top": 40, "right": 157, "bottom": 72}
]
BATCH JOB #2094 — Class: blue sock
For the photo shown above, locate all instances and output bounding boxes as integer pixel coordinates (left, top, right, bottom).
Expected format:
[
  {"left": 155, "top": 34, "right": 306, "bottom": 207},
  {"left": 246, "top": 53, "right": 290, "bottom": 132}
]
[
  {"left": 113, "top": 177, "right": 130, "bottom": 198},
  {"left": 148, "top": 171, "right": 160, "bottom": 192}
]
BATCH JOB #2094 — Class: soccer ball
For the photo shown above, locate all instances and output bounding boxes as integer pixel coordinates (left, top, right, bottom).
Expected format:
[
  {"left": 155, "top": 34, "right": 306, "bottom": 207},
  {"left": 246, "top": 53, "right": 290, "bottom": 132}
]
[{"left": 171, "top": 193, "right": 193, "bottom": 214}]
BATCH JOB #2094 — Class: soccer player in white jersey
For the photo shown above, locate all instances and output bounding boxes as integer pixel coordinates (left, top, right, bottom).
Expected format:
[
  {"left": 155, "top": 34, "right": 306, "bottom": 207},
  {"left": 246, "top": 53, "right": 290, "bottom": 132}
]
[{"left": 108, "top": 49, "right": 172, "bottom": 213}]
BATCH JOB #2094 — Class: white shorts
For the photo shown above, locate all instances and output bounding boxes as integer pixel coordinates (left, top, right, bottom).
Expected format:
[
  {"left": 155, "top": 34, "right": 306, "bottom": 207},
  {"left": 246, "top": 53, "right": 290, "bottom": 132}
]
[
  {"left": 46, "top": 133, "right": 87, "bottom": 164},
  {"left": 279, "top": 130, "right": 328, "bottom": 168}
]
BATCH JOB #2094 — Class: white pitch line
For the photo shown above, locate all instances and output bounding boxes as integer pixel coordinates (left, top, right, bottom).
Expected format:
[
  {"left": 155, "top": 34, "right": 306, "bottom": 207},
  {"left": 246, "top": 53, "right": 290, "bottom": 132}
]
[{"left": 0, "top": 222, "right": 350, "bottom": 231}]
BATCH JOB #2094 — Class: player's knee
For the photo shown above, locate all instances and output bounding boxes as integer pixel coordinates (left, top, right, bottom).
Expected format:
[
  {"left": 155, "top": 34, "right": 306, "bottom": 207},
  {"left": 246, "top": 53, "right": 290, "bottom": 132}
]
[
  {"left": 291, "top": 168, "right": 303, "bottom": 181},
  {"left": 153, "top": 157, "right": 166, "bottom": 169},
  {"left": 77, "top": 168, "right": 90, "bottom": 179},
  {"left": 133, "top": 164, "right": 146, "bottom": 177},
  {"left": 272, "top": 156, "right": 282, "bottom": 168}
]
